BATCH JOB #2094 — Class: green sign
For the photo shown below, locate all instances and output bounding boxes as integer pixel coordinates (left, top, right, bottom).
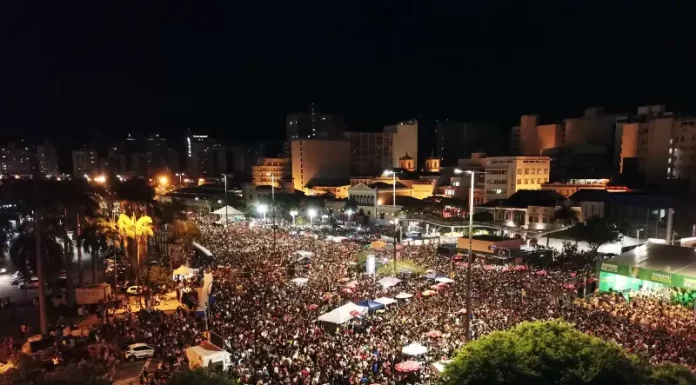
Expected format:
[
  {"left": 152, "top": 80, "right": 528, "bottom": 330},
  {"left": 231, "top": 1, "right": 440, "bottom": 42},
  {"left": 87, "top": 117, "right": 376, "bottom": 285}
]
[{"left": 599, "top": 263, "right": 696, "bottom": 290}]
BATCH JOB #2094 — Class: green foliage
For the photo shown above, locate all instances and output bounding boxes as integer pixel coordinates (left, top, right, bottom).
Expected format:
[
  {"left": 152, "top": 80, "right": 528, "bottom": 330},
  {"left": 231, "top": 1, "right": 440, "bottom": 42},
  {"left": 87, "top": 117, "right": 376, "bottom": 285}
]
[
  {"left": 0, "top": 354, "right": 111, "bottom": 385},
  {"left": 165, "top": 367, "right": 235, "bottom": 385},
  {"left": 575, "top": 217, "right": 623, "bottom": 252},
  {"left": 472, "top": 211, "right": 493, "bottom": 222},
  {"left": 7, "top": 224, "right": 65, "bottom": 282},
  {"left": 443, "top": 320, "right": 648, "bottom": 385},
  {"left": 377, "top": 259, "right": 426, "bottom": 276},
  {"left": 148, "top": 265, "right": 170, "bottom": 287},
  {"left": 649, "top": 363, "right": 696, "bottom": 385},
  {"left": 553, "top": 206, "right": 580, "bottom": 226}
]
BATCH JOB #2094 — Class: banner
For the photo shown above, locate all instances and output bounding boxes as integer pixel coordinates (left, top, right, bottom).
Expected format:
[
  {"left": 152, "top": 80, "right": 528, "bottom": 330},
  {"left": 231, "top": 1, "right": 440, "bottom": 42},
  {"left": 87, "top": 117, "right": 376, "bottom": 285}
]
[
  {"left": 366, "top": 255, "right": 376, "bottom": 275},
  {"left": 599, "top": 263, "right": 696, "bottom": 289}
]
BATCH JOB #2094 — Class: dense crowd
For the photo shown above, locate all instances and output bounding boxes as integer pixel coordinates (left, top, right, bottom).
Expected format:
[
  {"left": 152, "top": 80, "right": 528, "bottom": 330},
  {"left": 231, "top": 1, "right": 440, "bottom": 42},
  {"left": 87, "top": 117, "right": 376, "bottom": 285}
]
[{"left": 32, "top": 217, "right": 696, "bottom": 385}]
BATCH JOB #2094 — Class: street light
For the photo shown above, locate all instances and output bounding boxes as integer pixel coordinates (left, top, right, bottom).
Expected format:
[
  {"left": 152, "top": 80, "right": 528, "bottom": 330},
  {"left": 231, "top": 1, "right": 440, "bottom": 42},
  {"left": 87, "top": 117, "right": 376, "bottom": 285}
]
[
  {"left": 267, "top": 173, "right": 276, "bottom": 250},
  {"left": 176, "top": 173, "right": 185, "bottom": 185},
  {"left": 461, "top": 169, "right": 486, "bottom": 343},
  {"left": 383, "top": 169, "right": 402, "bottom": 210},
  {"left": 93, "top": 175, "right": 106, "bottom": 184},
  {"left": 308, "top": 208, "right": 317, "bottom": 226},
  {"left": 346, "top": 209, "right": 354, "bottom": 228},
  {"left": 223, "top": 174, "right": 228, "bottom": 227},
  {"left": 290, "top": 210, "right": 298, "bottom": 227},
  {"left": 158, "top": 175, "right": 169, "bottom": 186},
  {"left": 257, "top": 204, "right": 268, "bottom": 221},
  {"left": 636, "top": 228, "right": 644, "bottom": 242}
]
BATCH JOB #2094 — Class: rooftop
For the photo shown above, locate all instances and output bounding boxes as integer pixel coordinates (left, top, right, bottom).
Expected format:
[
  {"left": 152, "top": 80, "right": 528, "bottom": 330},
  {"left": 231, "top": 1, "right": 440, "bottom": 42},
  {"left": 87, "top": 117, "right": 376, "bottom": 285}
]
[
  {"left": 368, "top": 181, "right": 410, "bottom": 190},
  {"left": 481, "top": 190, "right": 565, "bottom": 208},
  {"left": 604, "top": 243, "right": 696, "bottom": 279}
]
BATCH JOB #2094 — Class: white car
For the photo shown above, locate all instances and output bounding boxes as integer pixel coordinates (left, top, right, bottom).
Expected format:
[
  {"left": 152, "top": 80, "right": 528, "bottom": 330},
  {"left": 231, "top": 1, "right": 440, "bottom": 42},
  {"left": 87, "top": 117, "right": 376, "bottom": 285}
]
[
  {"left": 124, "top": 343, "right": 154, "bottom": 361},
  {"left": 18, "top": 277, "right": 39, "bottom": 289},
  {"left": 126, "top": 286, "right": 142, "bottom": 295}
]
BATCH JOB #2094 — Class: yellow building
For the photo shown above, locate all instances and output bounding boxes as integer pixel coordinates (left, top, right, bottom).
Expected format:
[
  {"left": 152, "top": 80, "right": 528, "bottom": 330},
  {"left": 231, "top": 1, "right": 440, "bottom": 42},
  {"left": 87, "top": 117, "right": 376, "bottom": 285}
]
[
  {"left": 291, "top": 139, "right": 351, "bottom": 192},
  {"left": 252, "top": 158, "right": 287, "bottom": 187}
]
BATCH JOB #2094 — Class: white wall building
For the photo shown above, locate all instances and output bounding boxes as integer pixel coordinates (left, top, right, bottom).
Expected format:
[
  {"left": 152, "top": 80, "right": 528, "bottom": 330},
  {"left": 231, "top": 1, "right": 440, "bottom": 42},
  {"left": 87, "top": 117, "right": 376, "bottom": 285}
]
[
  {"left": 482, "top": 156, "right": 551, "bottom": 202},
  {"left": 384, "top": 120, "right": 418, "bottom": 169}
]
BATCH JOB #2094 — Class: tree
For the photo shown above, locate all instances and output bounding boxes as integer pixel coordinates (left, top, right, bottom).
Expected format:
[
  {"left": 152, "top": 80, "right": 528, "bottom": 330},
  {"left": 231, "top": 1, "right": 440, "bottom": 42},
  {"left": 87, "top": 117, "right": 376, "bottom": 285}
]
[
  {"left": 111, "top": 178, "right": 155, "bottom": 216},
  {"left": 117, "top": 214, "right": 154, "bottom": 287},
  {"left": 649, "top": 363, "right": 696, "bottom": 385},
  {"left": 78, "top": 217, "right": 110, "bottom": 284},
  {"left": 165, "top": 368, "right": 235, "bottom": 385},
  {"left": 442, "top": 320, "right": 648, "bottom": 385},
  {"left": 8, "top": 222, "right": 65, "bottom": 284},
  {"left": 147, "top": 265, "right": 170, "bottom": 288},
  {"left": 553, "top": 206, "right": 580, "bottom": 227},
  {"left": 472, "top": 211, "right": 493, "bottom": 222},
  {"left": 575, "top": 217, "right": 623, "bottom": 253},
  {"left": 343, "top": 199, "right": 359, "bottom": 214},
  {"left": 0, "top": 354, "right": 111, "bottom": 385},
  {"left": 167, "top": 219, "right": 201, "bottom": 268}
]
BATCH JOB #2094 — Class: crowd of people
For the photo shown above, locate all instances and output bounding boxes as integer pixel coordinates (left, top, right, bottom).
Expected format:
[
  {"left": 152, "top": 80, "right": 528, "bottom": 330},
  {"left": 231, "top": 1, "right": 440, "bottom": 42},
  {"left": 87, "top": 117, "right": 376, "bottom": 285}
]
[{"left": 17, "top": 216, "right": 696, "bottom": 385}]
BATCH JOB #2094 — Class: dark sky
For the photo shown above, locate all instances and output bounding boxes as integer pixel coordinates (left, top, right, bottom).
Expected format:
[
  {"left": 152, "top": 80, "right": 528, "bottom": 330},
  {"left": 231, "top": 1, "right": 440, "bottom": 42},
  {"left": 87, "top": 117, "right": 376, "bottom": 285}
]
[{"left": 1, "top": 1, "right": 695, "bottom": 147}]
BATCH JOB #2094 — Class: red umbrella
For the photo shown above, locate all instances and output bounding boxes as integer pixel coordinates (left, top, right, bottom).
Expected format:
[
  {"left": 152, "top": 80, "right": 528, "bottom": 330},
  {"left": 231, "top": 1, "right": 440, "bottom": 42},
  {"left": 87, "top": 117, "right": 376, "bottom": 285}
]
[
  {"left": 514, "top": 265, "right": 528, "bottom": 271},
  {"left": 563, "top": 284, "right": 575, "bottom": 290},
  {"left": 307, "top": 304, "right": 319, "bottom": 310},
  {"left": 453, "top": 254, "right": 464, "bottom": 260},
  {"left": 395, "top": 361, "right": 421, "bottom": 372},
  {"left": 536, "top": 270, "right": 547, "bottom": 276},
  {"left": 570, "top": 272, "right": 577, "bottom": 278},
  {"left": 426, "top": 330, "right": 442, "bottom": 338},
  {"left": 349, "top": 310, "right": 362, "bottom": 317}
]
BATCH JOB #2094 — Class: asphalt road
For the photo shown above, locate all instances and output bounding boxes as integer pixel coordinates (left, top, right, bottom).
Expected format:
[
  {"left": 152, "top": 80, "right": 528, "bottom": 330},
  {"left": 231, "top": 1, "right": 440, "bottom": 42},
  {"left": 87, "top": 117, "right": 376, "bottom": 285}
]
[{"left": 0, "top": 247, "right": 104, "bottom": 303}]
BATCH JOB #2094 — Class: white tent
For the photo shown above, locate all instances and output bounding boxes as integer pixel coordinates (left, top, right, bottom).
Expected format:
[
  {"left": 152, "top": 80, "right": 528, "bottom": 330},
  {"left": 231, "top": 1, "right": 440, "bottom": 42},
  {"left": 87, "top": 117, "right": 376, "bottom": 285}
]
[
  {"left": 173, "top": 265, "right": 195, "bottom": 278},
  {"left": 374, "top": 297, "right": 397, "bottom": 306},
  {"left": 378, "top": 277, "right": 402, "bottom": 288},
  {"left": 291, "top": 277, "right": 309, "bottom": 286},
  {"left": 395, "top": 292, "right": 414, "bottom": 299},
  {"left": 402, "top": 342, "right": 428, "bottom": 356},
  {"left": 430, "top": 360, "right": 452, "bottom": 376},
  {"left": 435, "top": 277, "right": 455, "bottom": 284},
  {"left": 316, "top": 302, "right": 368, "bottom": 324},
  {"left": 212, "top": 206, "right": 245, "bottom": 217}
]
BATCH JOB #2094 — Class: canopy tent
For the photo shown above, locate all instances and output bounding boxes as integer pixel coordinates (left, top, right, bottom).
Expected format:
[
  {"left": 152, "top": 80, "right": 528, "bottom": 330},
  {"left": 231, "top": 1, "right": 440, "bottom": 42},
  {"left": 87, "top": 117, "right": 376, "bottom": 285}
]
[
  {"left": 598, "top": 243, "right": 696, "bottom": 291},
  {"left": 291, "top": 277, "right": 308, "bottom": 286},
  {"left": 378, "top": 277, "right": 402, "bottom": 288},
  {"left": 435, "top": 277, "right": 455, "bottom": 284},
  {"left": 173, "top": 265, "right": 195, "bottom": 278},
  {"left": 212, "top": 206, "right": 245, "bottom": 217},
  {"left": 317, "top": 302, "right": 368, "bottom": 324},
  {"left": 185, "top": 343, "right": 231, "bottom": 371},
  {"left": 371, "top": 240, "right": 387, "bottom": 250},
  {"left": 373, "top": 297, "right": 397, "bottom": 306},
  {"left": 430, "top": 360, "right": 452, "bottom": 376},
  {"left": 358, "top": 300, "right": 385, "bottom": 311},
  {"left": 395, "top": 292, "right": 414, "bottom": 299},
  {"left": 423, "top": 272, "right": 440, "bottom": 280},
  {"left": 402, "top": 343, "right": 428, "bottom": 356}
]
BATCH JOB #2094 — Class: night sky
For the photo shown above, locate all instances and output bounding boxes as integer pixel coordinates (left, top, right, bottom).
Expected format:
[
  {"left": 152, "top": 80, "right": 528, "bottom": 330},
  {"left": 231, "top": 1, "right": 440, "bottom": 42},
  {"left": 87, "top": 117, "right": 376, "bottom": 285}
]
[{"left": 1, "top": 1, "right": 695, "bottom": 147}]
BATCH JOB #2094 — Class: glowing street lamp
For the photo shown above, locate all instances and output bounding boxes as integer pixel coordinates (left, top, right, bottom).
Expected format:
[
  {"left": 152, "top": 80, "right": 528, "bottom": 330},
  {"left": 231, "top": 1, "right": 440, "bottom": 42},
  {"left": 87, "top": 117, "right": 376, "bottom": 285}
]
[
  {"left": 93, "top": 175, "right": 106, "bottom": 184},
  {"left": 158, "top": 175, "right": 169, "bottom": 186},
  {"left": 289, "top": 210, "right": 298, "bottom": 226},
  {"left": 257, "top": 204, "right": 268, "bottom": 221},
  {"left": 382, "top": 169, "right": 402, "bottom": 209},
  {"left": 346, "top": 209, "right": 354, "bottom": 228},
  {"left": 308, "top": 208, "right": 317, "bottom": 226}
]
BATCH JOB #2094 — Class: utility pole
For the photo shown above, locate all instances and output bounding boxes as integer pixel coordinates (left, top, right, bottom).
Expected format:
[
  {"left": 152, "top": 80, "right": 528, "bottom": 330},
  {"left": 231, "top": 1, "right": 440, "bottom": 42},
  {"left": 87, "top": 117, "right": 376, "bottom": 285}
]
[
  {"left": 33, "top": 172, "right": 48, "bottom": 335},
  {"left": 223, "top": 174, "right": 229, "bottom": 227}
]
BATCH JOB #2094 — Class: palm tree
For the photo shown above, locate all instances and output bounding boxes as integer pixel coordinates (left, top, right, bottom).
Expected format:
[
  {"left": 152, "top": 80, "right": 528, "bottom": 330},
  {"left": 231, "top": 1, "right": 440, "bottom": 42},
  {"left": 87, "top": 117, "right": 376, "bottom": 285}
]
[
  {"left": 117, "top": 214, "right": 154, "bottom": 288},
  {"left": 167, "top": 219, "right": 201, "bottom": 269},
  {"left": 553, "top": 206, "right": 580, "bottom": 227},
  {"left": 8, "top": 222, "right": 66, "bottom": 283}
]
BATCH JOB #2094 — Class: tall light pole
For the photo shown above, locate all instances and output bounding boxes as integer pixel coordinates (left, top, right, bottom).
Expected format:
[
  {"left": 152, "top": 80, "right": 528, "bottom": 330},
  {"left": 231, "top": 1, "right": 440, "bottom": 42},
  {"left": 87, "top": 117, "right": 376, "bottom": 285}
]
[
  {"left": 267, "top": 173, "right": 276, "bottom": 250},
  {"left": 382, "top": 170, "right": 401, "bottom": 209},
  {"left": 455, "top": 168, "right": 485, "bottom": 343},
  {"left": 346, "top": 209, "right": 354, "bottom": 228},
  {"left": 290, "top": 210, "right": 298, "bottom": 227},
  {"left": 636, "top": 228, "right": 644, "bottom": 243},
  {"left": 176, "top": 173, "right": 185, "bottom": 186},
  {"left": 221, "top": 174, "right": 229, "bottom": 227}
]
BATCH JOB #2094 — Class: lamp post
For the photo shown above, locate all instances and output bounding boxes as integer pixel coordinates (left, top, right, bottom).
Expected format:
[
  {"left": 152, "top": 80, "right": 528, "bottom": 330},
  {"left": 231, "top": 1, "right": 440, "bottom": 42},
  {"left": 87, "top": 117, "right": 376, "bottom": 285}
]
[
  {"left": 455, "top": 168, "right": 486, "bottom": 343},
  {"left": 382, "top": 170, "right": 401, "bottom": 210},
  {"left": 290, "top": 210, "right": 298, "bottom": 227},
  {"left": 176, "top": 173, "right": 185, "bottom": 186},
  {"left": 267, "top": 173, "right": 276, "bottom": 250},
  {"left": 636, "top": 228, "right": 644, "bottom": 243},
  {"left": 223, "top": 174, "right": 229, "bottom": 227},
  {"left": 346, "top": 209, "right": 354, "bottom": 228},
  {"left": 308, "top": 209, "right": 317, "bottom": 227}
]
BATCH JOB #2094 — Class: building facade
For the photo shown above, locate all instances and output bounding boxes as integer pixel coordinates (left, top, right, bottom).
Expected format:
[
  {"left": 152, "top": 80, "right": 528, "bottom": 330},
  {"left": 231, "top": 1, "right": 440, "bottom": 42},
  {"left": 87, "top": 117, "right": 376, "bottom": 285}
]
[
  {"left": 291, "top": 139, "right": 351, "bottom": 193},
  {"left": 72, "top": 147, "right": 99, "bottom": 177},
  {"left": 345, "top": 131, "right": 391, "bottom": 176},
  {"left": 286, "top": 103, "right": 345, "bottom": 142},
  {"left": 252, "top": 158, "right": 288, "bottom": 187},
  {"left": 384, "top": 120, "right": 418, "bottom": 169},
  {"left": 482, "top": 156, "right": 551, "bottom": 202}
]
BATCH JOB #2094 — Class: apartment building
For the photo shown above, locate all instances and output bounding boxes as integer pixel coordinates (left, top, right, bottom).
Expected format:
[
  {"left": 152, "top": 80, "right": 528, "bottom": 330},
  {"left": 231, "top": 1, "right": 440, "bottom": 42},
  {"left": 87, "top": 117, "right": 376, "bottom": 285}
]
[
  {"left": 252, "top": 157, "right": 288, "bottom": 187},
  {"left": 482, "top": 156, "right": 551, "bottom": 202}
]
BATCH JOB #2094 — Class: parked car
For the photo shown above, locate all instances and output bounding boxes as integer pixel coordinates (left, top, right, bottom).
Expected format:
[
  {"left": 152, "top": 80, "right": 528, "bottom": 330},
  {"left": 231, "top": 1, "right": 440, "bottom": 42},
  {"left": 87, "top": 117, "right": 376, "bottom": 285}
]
[
  {"left": 126, "top": 286, "right": 142, "bottom": 296},
  {"left": 18, "top": 276, "right": 40, "bottom": 289},
  {"left": 124, "top": 343, "right": 154, "bottom": 361}
]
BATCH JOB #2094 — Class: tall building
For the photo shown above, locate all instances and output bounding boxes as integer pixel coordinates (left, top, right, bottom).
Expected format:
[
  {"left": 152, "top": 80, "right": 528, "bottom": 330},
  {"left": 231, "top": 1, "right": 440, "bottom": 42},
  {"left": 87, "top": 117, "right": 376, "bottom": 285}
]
[
  {"left": 345, "top": 131, "right": 391, "bottom": 176},
  {"left": 509, "top": 126, "right": 521, "bottom": 155},
  {"left": 0, "top": 142, "right": 36, "bottom": 176},
  {"left": 434, "top": 120, "right": 501, "bottom": 166},
  {"left": 478, "top": 155, "right": 551, "bottom": 202},
  {"left": 384, "top": 120, "right": 418, "bottom": 169},
  {"left": 252, "top": 158, "right": 288, "bottom": 187},
  {"left": 286, "top": 103, "right": 345, "bottom": 142},
  {"left": 518, "top": 115, "right": 564, "bottom": 156},
  {"left": 291, "top": 139, "right": 351, "bottom": 192},
  {"left": 185, "top": 129, "right": 218, "bottom": 177},
  {"left": 36, "top": 140, "right": 59, "bottom": 176},
  {"left": 72, "top": 147, "right": 98, "bottom": 177},
  {"left": 563, "top": 107, "right": 621, "bottom": 148},
  {"left": 619, "top": 106, "right": 696, "bottom": 187}
]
